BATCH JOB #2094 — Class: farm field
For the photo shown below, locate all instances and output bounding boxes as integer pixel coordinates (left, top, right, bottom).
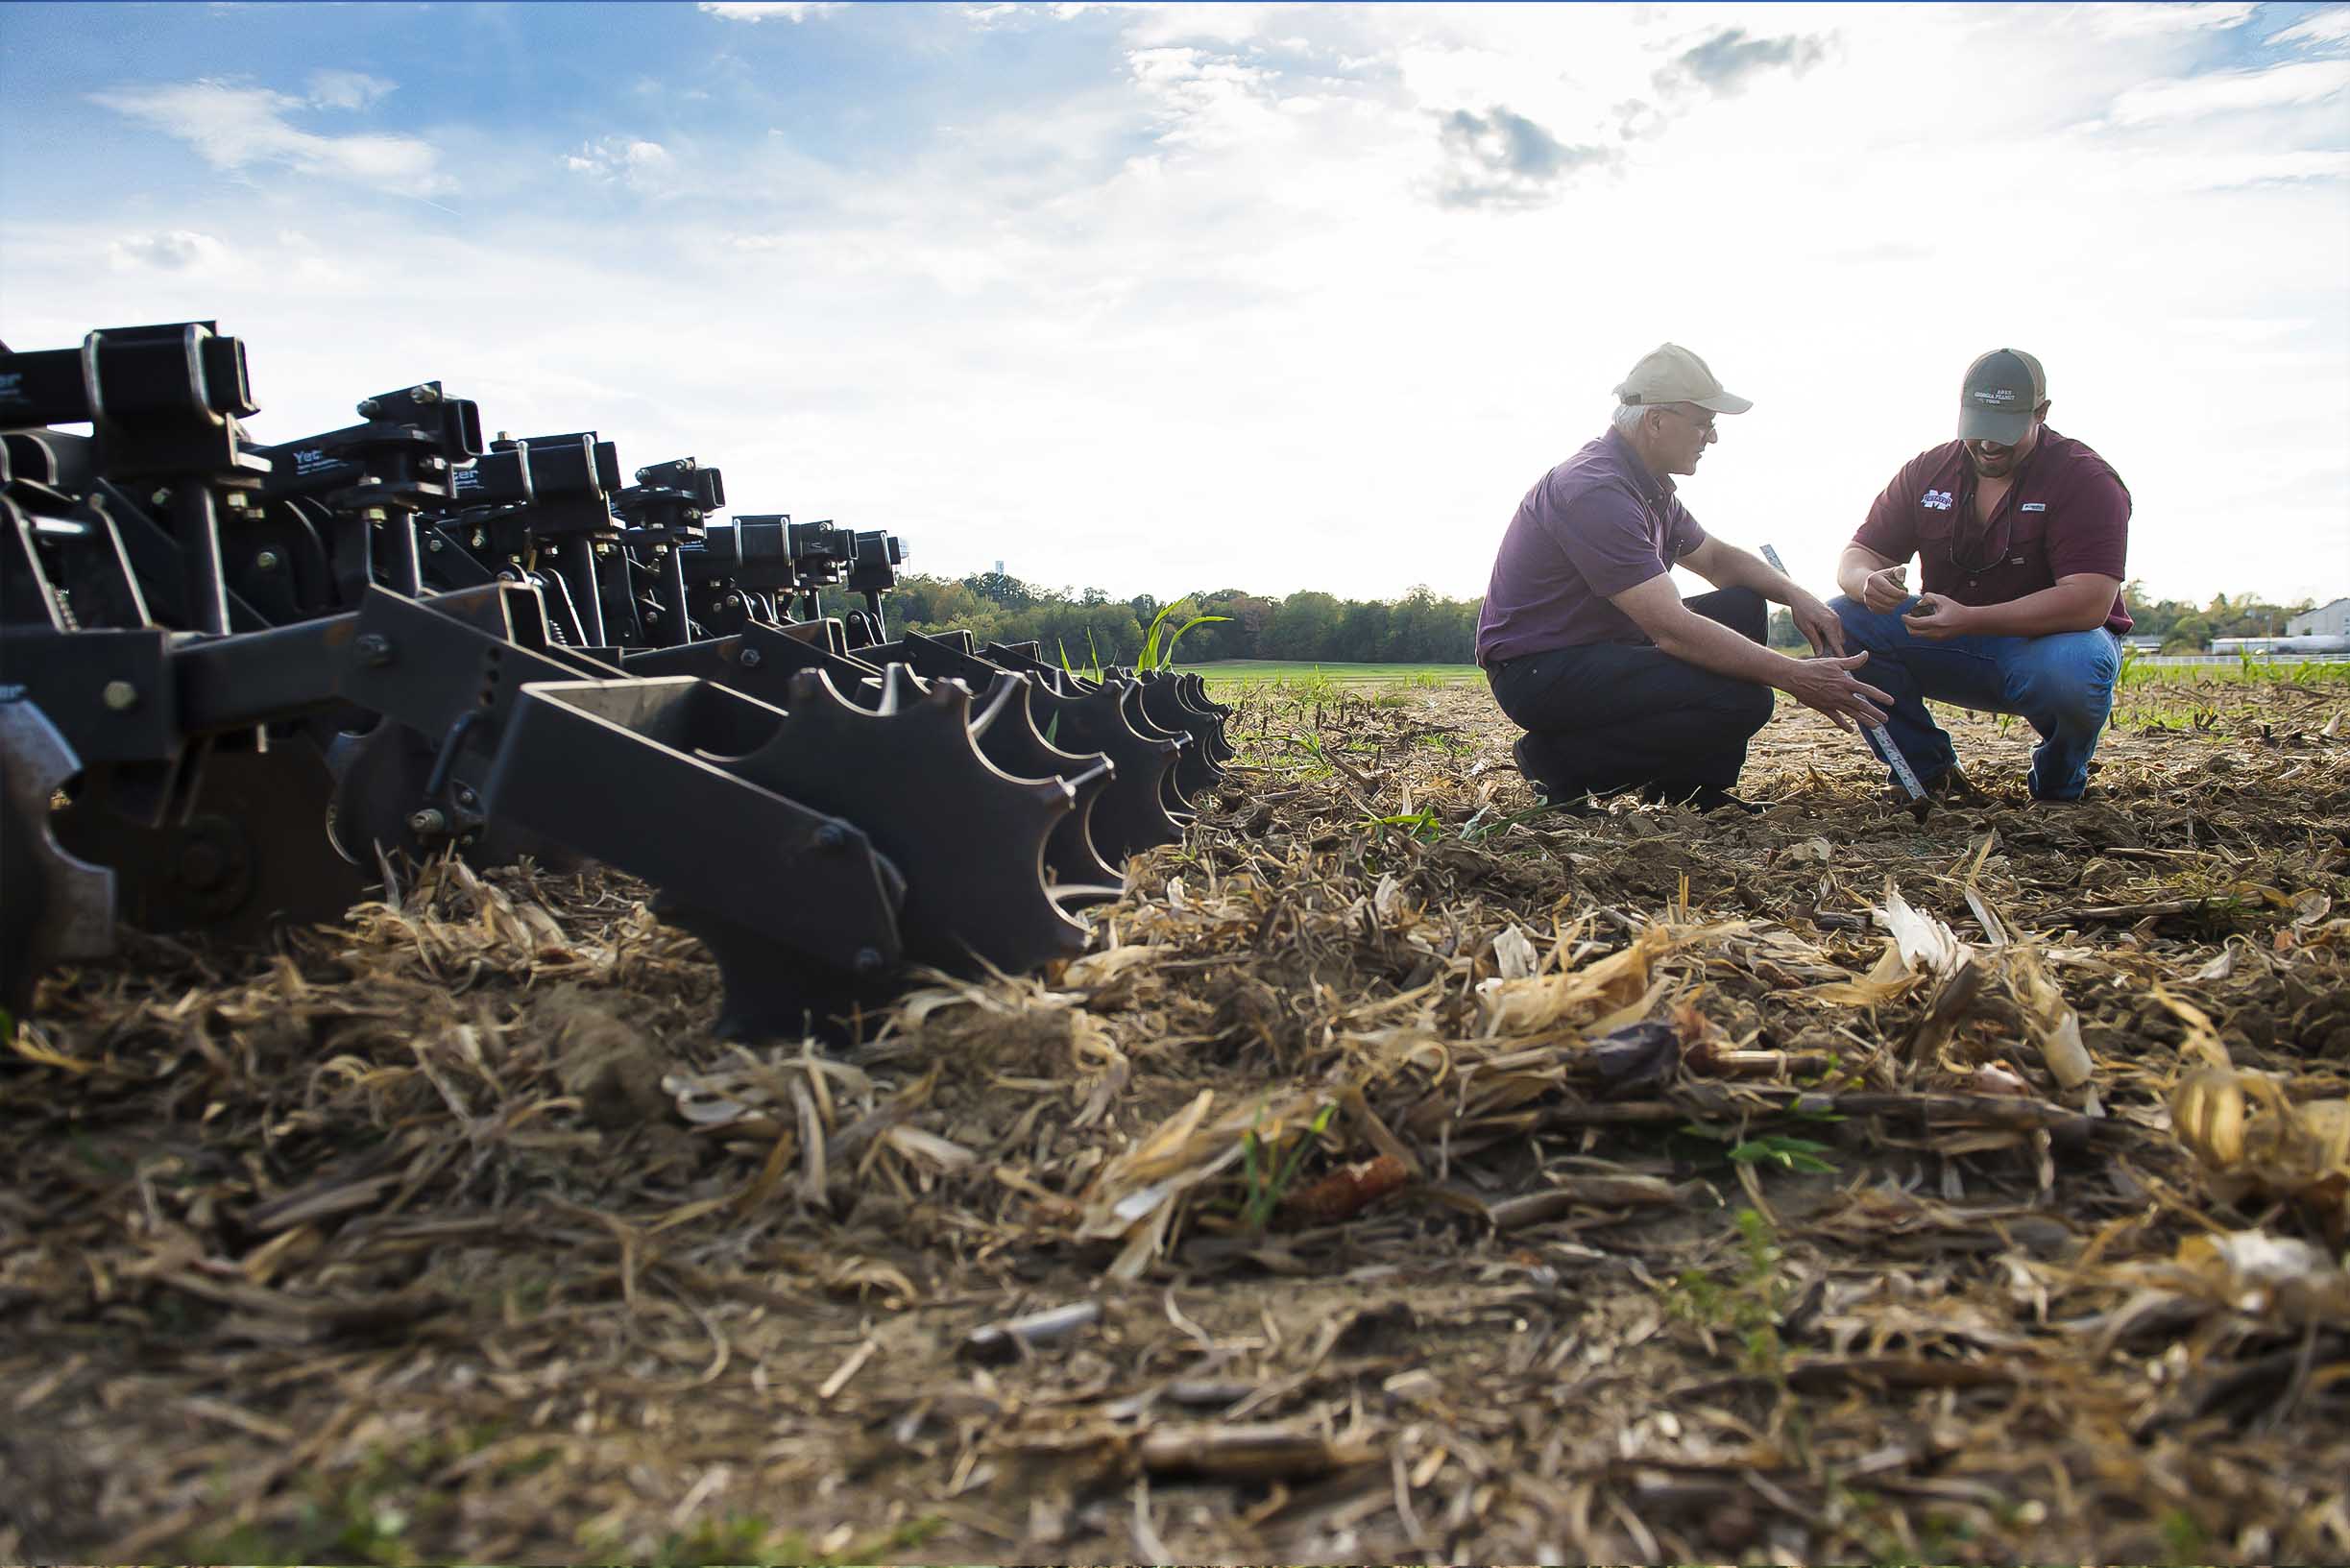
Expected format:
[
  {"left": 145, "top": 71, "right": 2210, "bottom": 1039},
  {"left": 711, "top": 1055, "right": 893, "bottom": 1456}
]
[
  {"left": 1190, "top": 659, "right": 1483, "bottom": 688},
  {"left": 5, "top": 674, "right": 2347, "bottom": 1564}
]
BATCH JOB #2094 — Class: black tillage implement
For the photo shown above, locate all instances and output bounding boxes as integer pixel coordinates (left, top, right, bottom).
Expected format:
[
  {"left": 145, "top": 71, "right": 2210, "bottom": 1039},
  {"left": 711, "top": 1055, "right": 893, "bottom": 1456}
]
[{"left": 0, "top": 322, "right": 1238, "bottom": 1037}]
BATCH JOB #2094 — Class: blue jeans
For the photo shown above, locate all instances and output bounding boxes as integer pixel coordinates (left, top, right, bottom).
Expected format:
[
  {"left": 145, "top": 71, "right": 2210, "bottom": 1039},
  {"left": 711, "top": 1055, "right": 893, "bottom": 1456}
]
[{"left": 1829, "top": 596, "right": 2120, "bottom": 800}]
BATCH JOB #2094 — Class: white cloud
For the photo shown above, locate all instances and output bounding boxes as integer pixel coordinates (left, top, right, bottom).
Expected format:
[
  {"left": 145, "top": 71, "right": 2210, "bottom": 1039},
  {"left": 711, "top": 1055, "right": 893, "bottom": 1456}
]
[
  {"left": 562, "top": 136, "right": 677, "bottom": 192},
  {"left": 303, "top": 69, "right": 395, "bottom": 110},
  {"left": 2109, "top": 58, "right": 2350, "bottom": 123},
  {"left": 698, "top": 2, "right": 842, "bottom": 20},
  {"left": 87, "top": 78, "right": 449, "bottom": 195},
  {"left": 2268, "top": 6, "right": 2350, "bottom": 48},
  {"left": 2083, "top": 0, "right": 2257, "bottom": 35},
  {"left": 107, "top": 229, "right": 230, "bottom": 273}
]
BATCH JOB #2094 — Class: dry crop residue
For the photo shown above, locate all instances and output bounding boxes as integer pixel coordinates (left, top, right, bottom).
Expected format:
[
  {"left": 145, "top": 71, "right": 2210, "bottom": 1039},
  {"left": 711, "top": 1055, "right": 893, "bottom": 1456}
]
[{"left": 6, "top": 676, "right": 2348, "bottom": 1563}]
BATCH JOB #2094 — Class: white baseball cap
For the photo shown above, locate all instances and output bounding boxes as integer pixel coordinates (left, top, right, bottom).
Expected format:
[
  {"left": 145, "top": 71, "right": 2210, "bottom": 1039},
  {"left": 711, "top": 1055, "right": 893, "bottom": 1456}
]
[{"left": 1613, "top": 343, "right": 1754, "bottom": 414}]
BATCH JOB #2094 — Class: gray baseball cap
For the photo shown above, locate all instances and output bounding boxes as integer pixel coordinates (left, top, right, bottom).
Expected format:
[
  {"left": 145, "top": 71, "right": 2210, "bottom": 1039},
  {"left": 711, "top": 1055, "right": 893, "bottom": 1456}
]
[{"left": 1957, "top": 348, "right": 2047, "bottom": 446}]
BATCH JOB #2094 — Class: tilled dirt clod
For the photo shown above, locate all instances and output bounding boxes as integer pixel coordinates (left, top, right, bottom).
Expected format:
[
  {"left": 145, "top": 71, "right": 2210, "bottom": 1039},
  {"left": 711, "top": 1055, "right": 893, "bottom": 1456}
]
[{"left": 5, "top": 678, "right": 2346, "bottom": 1563}]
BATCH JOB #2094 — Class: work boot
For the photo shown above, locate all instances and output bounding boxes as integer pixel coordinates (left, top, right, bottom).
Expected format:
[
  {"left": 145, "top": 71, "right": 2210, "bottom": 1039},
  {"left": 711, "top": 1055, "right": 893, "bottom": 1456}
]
[
  {"left": 2028, "top": 783, "right": 2104, "bottom": 807},
  {"left": 1512, "top": 736, "right": 1581, "bottom": 798},
  {"left": 1508, "top": 737, "right": 1608, "bottom": 816},
  {"left": 1894, "top": 763, "right": 1988, "bottom": 807},
  {"left": 1644, "top": 781, "right": 1765, "bottom": 815}
]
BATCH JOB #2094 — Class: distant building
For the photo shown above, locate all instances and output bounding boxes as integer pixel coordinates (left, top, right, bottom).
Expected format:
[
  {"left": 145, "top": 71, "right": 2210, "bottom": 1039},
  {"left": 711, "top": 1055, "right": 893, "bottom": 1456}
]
[
  {"left": 2119, "top": 635, "right": 2164, "bottom": 653},
  {"left": 2288, "top": 596, "right": 2350, "bottom": 638}
]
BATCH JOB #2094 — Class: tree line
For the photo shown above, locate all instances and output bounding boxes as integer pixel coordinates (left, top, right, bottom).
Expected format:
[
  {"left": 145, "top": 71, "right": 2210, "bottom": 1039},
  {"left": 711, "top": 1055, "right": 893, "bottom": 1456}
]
[
  {"left": 1768, "top": 583, "right": 2322, "bottom": 654},
  {"left": 885, "top": 573, "right": 1483, "bottom": 664},
  {"left": 2117, "top": 588, "right": 2324, "bottom": 651},
  {"left": 884, "top": 573, "right": 2326, "bottom": 666}
]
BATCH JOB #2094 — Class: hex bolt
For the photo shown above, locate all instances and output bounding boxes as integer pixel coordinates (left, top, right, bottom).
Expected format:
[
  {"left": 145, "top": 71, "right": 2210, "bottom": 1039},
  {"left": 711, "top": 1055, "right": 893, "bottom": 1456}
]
[
  {"left": 407, "top": 808, "right": 448, "bottom": 836},
  {"left": 426, "top": 537, "right": 444, "bottom": 552},
  {"left": 422, "top": 454, "right": 446, "bottom": 471},
  {"left": 739, "top": 647, "right": 763, "bottom": 669},
  {"left": 411, "top": 384, "right": 441, "bottom": 404},
  {"left": 454, "top": 784, "right": 479, "bottom": 809},
  {"left": 853, "top": 946, "right": 885, "bottom": 976},
  {"left": 357, "top": 397, "right": 383, "bottom": 416},
  {"left": 254, "top": 549, "right": 282, "bottom": 571},
  {"left": 683, "top": 508, "right": 702, "bottom": 522},
  {"left": 150, "top": 487, "right": 171, "bottom": 506},
  {"left": 354, "top": 633, "right": 394, "bottom": 667},
  {"left": 635, "top": 468, "right": 651, "bottom": 483},
  {"left": 102, "top": 680, "right": 139, "bottom": 712},
  {"left": 814, "top": 823, "right": 848, "bottom": 851}
]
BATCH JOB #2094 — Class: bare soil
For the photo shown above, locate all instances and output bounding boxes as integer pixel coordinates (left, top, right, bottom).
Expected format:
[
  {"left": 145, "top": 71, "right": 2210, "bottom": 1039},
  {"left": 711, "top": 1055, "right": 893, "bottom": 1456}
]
[{"left": 6, "top": 677, "right": 2347, "bottom": 1564}]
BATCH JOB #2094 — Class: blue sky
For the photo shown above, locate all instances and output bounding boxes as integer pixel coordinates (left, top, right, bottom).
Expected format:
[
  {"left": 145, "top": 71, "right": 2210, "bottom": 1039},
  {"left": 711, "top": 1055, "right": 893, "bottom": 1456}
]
[{"left": 3, "top": 1, "right": 2346, "bottom": 606}]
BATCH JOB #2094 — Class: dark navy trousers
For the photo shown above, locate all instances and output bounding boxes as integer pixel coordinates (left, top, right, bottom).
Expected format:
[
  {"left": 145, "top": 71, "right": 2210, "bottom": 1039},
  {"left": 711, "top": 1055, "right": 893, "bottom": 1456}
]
[{"left": 1487, "top": 588, "right": 1775, "bottom": 800}]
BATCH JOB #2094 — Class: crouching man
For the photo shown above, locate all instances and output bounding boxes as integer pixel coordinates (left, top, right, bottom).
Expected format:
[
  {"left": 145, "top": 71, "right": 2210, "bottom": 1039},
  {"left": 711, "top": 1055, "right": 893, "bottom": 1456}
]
[
  {"left": 1477, "top": 344, "right": 1892, "bottom": 813},
  {"left": 1831, "top": 350, "right": 2132, "bottom": 803}
]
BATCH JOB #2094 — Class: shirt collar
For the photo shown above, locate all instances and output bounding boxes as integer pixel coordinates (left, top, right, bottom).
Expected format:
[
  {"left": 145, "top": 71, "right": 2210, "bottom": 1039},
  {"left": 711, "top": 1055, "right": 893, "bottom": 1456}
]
[{"left": 1604, "top": 425, "right": 1674, "bottom": 504}]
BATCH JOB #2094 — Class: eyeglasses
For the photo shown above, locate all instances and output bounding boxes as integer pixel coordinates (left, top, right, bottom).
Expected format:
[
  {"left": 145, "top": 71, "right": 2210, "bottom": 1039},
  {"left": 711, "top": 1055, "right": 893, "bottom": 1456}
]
[
  {"left": 1948, "top": 510, "right": 2014, "bottom": 575},
  {"left": 1663, "top": 404, "right": 1717, "bottom": 436}
]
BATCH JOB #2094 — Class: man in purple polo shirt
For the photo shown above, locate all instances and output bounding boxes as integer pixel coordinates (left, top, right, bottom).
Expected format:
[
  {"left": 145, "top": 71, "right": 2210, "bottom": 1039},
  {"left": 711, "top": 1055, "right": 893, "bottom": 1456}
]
[
  {"left": 1478, "top": 344, "right": 1893, "bottom": 812},
  {"left": 1830, "top": 350, "right": 2130, "bottom": 803}
]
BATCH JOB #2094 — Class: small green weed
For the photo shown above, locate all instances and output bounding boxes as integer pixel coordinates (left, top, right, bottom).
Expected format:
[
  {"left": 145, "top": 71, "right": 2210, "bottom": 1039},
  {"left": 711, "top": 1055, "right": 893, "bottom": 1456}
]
[
  {"left": 1661, "top": 1207, "right": 1792, "bottom": 1377},
  {"left": 1240, "top": 1100, "right": 1336, "bottom": 1230},
  {"left": 1365, "top": 808, "right": 1441, "bottom": 844},
  {"left": 1136, "top": 599, "right": 1230, "bottom": 672},
  {"left": 2158, "top": 1505, "right": 2207, "bottom": 1564},
  {"left": 1726, "top": 1134, "right": 1838, "bottom": 1173}
]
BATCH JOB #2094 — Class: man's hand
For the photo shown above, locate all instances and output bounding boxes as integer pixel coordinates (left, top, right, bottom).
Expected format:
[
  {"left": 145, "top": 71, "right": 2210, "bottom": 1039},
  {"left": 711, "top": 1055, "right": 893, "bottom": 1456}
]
[
  {"left": 1902, "top": 592, "right": 1974, "bottom": 641},
  {"left": 1780, "top": 650, "right": 1893, "bottom": 734},
  {"left": 1860, "top": 564, "right": 1911, "bottom": 614},
  {"left": 1788, "top": 591, "right": 1847, "bottom": 657}
]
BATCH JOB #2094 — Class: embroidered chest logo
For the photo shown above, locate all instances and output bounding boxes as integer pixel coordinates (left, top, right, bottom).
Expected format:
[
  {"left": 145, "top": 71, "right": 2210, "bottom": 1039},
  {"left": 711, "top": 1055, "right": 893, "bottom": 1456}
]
[
  {"left": 2020, "top": 502, "right": 2047, "bottom": 512},
  {"left": 1921, "top": 489, "right": 1954, "bottom": 511}
]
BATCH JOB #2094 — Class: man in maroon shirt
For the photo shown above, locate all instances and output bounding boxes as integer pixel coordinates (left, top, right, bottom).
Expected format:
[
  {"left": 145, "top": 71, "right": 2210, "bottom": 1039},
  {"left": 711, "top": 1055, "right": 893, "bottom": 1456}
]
[
  {"left": 1478, "top": 344, "right": 1892, "bottom": 812},
  {"left": 1830, "top": 349, "right": 2131, "bottom": 802}
]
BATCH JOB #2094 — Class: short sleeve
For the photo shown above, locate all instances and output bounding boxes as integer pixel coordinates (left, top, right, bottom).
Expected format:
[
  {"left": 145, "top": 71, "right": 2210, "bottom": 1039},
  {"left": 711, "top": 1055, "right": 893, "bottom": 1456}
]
[
  {"left": 1538, "top": 479, "right": 1670, "bottom": 598},
  {"left": 1853, "top": 454, "right": 1926, "bottom": 564},
  {"left": 2047, "top": 470, "right": 2130, "bottom": 581}
]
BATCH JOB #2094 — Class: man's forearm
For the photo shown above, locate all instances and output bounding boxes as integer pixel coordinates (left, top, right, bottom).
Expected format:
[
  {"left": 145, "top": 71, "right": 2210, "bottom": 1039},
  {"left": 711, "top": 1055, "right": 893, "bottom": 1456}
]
[
  {"left": 1837, "top": 545, "right": 1893, "bottom": 600},
  {"left": 1702, "top": 542, "right": 1802, "bottom": 604},
  {"left": 1651, "top": 611, "right": 1799, "bottom": 690},
  {"left": 1960, "top": 584, "right": 2113, "bottom": 637}
]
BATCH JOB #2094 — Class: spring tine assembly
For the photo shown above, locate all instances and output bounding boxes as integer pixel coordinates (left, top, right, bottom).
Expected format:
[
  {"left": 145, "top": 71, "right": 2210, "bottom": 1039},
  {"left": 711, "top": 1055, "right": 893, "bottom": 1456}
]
[{"left": 1, "top": 318, "right": 1264, "bottom": 1047}]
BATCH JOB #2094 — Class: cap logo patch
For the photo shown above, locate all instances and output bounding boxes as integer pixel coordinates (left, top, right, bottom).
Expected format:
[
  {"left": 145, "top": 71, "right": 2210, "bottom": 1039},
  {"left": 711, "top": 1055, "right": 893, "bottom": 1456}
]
[
  {"left": 1972, "top": 388, "right": 2017, "bottom": 404},
  {"left": 1922, "top": 489, "right": 1954, "bottom": 511}
]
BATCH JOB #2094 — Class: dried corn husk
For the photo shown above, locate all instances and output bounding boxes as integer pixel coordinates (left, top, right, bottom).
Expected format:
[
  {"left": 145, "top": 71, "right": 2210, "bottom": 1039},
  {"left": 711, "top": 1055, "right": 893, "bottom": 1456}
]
[{"left": 2009, "top": 946, "right": 2094, "bottom": 1090}]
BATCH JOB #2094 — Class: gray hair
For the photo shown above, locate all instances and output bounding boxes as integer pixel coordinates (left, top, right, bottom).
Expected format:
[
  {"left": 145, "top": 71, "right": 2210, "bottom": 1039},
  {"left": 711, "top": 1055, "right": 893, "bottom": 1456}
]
[{"left": 1610, "top": 400, "right": 1658, "bottom": 437}]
